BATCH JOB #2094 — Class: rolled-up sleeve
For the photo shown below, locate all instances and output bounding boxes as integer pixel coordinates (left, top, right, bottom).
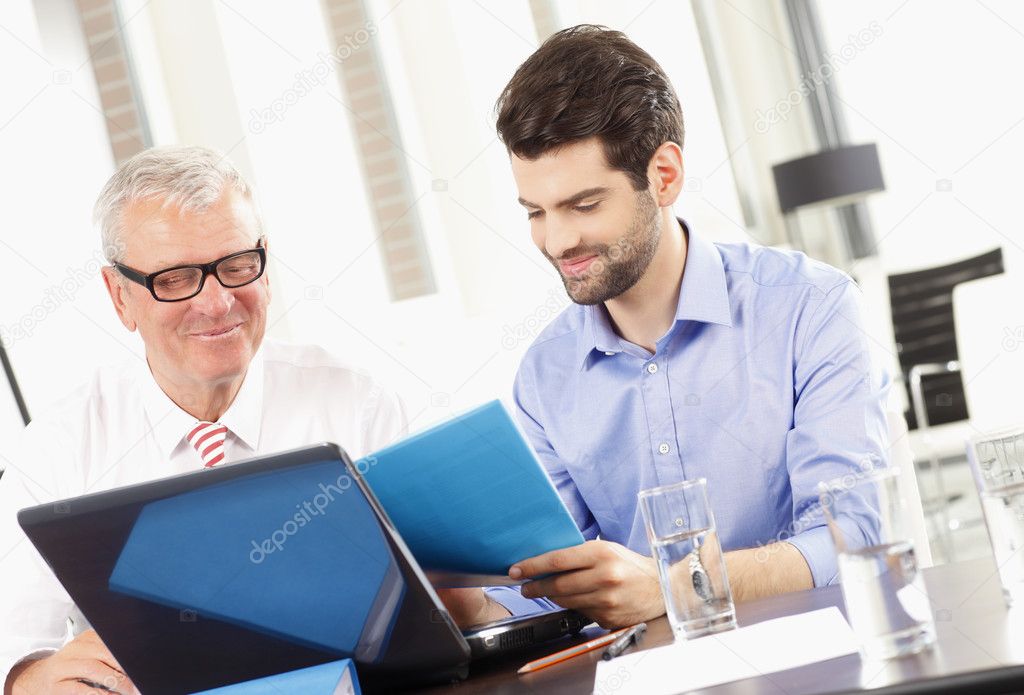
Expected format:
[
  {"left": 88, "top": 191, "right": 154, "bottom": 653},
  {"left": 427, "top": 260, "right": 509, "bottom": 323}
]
[{"left": 783, "top": 279, "right": 891, "bottom": 587}]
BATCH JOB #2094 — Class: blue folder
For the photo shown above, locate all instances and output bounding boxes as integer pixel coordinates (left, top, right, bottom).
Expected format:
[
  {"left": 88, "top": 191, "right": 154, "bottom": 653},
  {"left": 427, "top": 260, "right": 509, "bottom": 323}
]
[
  {"left": 191, "top": 658, "right": 360, "bottom": 694},
  {"left": 358, "top": 400, "right": 585, "bottom": 585}
]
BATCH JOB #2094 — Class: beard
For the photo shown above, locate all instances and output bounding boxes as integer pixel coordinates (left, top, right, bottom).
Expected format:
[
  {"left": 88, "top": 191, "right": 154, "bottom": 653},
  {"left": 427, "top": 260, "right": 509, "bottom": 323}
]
[{"left": 545, "top": 189, "right": 661, "bottom": 305}]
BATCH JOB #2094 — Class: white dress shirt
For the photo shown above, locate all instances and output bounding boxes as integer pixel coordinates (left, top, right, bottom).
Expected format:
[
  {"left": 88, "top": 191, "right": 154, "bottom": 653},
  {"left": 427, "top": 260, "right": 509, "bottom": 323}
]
[{"left": 0, "top": 340, "right": 407, "bottom": 684}]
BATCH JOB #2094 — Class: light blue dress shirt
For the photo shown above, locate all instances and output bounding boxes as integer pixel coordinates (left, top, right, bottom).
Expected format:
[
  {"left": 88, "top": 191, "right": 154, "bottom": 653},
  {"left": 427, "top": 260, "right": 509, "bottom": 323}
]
[{"left": 488, "top": 221, "right": 890, "bottom": 616}]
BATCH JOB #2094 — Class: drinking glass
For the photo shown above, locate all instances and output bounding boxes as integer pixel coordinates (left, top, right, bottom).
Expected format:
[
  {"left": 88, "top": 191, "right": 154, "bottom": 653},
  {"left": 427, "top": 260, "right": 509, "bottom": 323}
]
[{"left": 638, "top": 478, "right": 736, "bottom": 640}]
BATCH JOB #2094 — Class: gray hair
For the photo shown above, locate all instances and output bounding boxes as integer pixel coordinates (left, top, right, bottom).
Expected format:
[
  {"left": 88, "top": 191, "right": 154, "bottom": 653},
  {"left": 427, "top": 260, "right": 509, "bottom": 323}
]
[{"left": 94, "top": 145, "right": 261, "bottom": 263}]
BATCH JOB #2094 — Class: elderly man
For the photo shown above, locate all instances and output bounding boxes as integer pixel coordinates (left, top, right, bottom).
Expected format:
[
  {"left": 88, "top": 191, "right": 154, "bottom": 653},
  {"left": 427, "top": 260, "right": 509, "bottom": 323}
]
[{"left": 0, "top": 146, "right": 407, "bottom": 694}]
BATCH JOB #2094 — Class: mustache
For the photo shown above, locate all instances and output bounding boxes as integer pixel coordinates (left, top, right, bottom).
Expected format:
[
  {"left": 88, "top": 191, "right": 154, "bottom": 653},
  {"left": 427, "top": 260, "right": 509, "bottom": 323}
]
[{"left": 543, "top": 244, "right": 611, "bottom": 265}]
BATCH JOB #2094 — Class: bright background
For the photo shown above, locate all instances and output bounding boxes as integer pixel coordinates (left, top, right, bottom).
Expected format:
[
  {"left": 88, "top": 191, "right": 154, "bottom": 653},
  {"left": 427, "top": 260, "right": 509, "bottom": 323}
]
[{"left": 2, "top": 0, "right": 1022, "bottom": 564}]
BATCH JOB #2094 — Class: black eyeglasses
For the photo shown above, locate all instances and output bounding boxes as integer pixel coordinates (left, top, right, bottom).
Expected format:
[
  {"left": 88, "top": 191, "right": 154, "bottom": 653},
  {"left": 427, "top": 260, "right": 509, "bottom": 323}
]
[{"left": 113, "top": 238, "right": 267, "bottom": 302}]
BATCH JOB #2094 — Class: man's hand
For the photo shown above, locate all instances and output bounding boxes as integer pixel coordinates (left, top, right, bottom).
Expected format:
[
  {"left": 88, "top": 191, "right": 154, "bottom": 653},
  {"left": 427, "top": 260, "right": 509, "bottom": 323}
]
[
  {"left": 5, "top": 630, "right": 139, "bottom": 695},
  {"left": 435, "top": 588, "right": 512, "bottom": 629},
  {"left": 511, "top": 540, "right": 664, "bottom": 628}
]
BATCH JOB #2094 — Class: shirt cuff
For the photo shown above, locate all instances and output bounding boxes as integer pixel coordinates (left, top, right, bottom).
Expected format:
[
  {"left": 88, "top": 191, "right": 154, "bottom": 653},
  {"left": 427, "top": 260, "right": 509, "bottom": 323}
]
[
  {"left": 785, "top": 525, "right": 839, "bottom": 587},
  {"left": 484, "top": 586, "right": 560, "bottom": 617}
]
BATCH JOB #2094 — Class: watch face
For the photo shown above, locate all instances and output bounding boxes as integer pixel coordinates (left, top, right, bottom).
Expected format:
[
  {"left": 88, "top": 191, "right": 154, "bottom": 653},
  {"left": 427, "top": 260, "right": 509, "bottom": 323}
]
[{"left": 689, "top": 552, "right": 714, "bottom": 601}]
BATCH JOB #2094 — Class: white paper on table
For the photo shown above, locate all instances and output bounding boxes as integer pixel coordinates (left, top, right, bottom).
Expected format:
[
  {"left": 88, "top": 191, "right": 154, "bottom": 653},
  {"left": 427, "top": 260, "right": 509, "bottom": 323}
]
[{"left": 592, "top": 607, "right": 860, "bottom": 695}]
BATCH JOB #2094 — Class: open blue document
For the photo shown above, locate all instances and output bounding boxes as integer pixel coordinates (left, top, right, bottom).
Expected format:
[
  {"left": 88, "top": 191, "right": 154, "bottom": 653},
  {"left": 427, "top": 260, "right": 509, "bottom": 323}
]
[{"left": 359, "top": 400, "right": 585, "bottom": 586}]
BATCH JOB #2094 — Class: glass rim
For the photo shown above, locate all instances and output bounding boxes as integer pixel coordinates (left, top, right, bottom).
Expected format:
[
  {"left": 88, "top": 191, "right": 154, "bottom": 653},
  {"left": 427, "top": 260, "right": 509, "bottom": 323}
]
[
  {"left": 818, "top": 465, "right": 901, "bottom": 494},
  {"left": 979, "top": 479, "right": 1024, "bottom": 496},
  {"left": 637, "top": 477, "right": 707, "bottom": 501},
  {"left": 968, "top": 424, "right": 1024, "bottom": 446}
]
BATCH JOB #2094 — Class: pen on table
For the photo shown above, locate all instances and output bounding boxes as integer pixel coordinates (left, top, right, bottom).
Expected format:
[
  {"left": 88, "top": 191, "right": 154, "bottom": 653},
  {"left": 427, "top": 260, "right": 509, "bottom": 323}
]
[
  {"left": 517, "top": 626, "right": 632, "bottom": 675},
  {"left": 601, "top": 622, "right": 647, "bottom": 661}
]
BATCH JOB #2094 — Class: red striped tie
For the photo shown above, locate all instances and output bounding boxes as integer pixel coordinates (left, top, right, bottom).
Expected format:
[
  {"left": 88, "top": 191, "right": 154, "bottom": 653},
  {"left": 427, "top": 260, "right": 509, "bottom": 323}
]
[{"left": 188, "top": 421, "right": 228, "bottom": 468}]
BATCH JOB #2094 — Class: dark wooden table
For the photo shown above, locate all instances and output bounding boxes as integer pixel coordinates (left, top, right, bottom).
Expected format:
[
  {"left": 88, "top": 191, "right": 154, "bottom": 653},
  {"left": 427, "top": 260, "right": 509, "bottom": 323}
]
[{"left": 415, "top": 556, "right": 1024, "bottom": 694}]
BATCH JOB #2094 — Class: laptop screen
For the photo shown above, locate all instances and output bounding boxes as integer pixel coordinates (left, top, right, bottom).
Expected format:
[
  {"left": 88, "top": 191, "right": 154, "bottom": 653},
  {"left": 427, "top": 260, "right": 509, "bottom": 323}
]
[{"left": 19, "top": 444, "right": 469, "bottom": 694}]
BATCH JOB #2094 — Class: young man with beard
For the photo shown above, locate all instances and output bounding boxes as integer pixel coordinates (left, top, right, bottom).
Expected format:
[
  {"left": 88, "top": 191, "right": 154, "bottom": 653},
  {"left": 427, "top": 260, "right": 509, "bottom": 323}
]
[{"left": 442, "top": 25, "right": 889, "bottom": 630}]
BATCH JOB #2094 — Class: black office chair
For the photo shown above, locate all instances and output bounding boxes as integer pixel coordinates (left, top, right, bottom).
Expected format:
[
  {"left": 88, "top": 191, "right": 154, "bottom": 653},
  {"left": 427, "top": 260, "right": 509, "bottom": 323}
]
[
  {"left": 887, "top": 247, "right": 1004, "bottom": 559},
  {"left": 888, "top": 248, "right": 1004, "bottom": 430}
]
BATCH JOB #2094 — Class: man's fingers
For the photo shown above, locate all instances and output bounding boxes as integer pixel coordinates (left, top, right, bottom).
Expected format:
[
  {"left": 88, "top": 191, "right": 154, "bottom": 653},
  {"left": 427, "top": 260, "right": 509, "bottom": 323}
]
[
  {"left": 521, "top": 567, "right": 600, "bottom": 599},
  {"left": 608, "top": 543, "right": 661, "bottom": 580},
  {"left": 84, "top": 633, "right": 128, "bottom": 675},
  {"left": 540, "top": 590, "right": 609, "bottom": 613},
  {"left": 57, "top": 659, "right": 135, "bottom": 695},
  {"left": 56, "top": 682, "right": 110, "bottom": 695},
  {"left": 70, "top": 629, "right": 101, "bottom": 648},
  {"left": 510, "top": 543, "right": 595, "bottom": 579},
  {"left": 68, "top": 631, "right": 130, "bottom": 680}
]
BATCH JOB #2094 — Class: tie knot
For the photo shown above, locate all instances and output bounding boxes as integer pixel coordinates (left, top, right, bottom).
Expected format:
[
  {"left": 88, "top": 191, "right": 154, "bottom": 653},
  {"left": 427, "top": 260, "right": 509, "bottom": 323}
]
[{"left": 188, "top": 421, "right": 229, "bottom": 468}]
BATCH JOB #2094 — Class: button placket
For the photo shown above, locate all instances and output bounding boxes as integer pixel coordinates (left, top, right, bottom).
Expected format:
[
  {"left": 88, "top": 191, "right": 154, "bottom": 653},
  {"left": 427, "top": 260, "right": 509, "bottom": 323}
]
[{"left": 641, "top": 359, "right": 683, "bottom": 486}]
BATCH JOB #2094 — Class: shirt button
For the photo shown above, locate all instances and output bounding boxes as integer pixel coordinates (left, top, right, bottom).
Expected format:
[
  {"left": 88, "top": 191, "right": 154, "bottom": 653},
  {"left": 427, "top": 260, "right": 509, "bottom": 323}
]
[
  {"left": 658, "top": 442, "right": 671, "bottom": 454},
  {"left": 605, "top": 351, "right": 615, "bottom": 356},
  {"left": 646, "top": 363, "right": 658, "bottom": 374}
]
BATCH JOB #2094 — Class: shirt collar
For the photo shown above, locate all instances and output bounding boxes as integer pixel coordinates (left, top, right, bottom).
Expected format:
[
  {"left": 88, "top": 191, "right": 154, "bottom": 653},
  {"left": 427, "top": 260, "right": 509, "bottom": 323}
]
[
  {"left": 672, "top": 219, "right": 733, "bottom": 328},
  {"left": 218, "top": 346, "right": 264, "bottom": 453},
  {"left": 137, "top": 344, "right": 265, "bottom": 461},
  {"left": 576, "top": 219, "right": 733, "bottom": 368}
]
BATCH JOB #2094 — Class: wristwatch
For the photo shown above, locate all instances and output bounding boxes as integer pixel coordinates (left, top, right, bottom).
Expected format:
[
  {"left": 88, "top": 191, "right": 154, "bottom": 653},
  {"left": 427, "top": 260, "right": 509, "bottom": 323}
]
[{"left": 688, "top": 549, "right": 714, "bottom": 601}]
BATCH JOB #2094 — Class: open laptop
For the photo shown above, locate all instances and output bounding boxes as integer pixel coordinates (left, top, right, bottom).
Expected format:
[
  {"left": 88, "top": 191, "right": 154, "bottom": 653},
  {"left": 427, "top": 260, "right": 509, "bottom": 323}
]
[{"left": 18, "top": 442, "right": 588, "bottom": 694}]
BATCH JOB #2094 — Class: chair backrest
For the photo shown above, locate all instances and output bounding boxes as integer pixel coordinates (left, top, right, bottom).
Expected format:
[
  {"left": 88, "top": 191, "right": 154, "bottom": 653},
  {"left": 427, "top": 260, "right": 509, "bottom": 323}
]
[
  {"left": 887, "top": 248, "right": 1004, "bottom": 429},
  {"left": 952, "top": 273, "right": 1024, "bottom": 433},
  {"left": 887, "top": 410, "right": 933, "bottom": 568}
]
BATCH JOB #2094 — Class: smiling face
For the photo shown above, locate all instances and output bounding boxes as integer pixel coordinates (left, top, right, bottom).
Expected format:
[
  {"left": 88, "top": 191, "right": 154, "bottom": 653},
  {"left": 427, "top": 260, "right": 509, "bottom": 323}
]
[
  {"left": 511, "top": 138, "right": 662, "bottom": 305},
  {"left": 102, "top": 189, "right": 270, "bottom": 395}
]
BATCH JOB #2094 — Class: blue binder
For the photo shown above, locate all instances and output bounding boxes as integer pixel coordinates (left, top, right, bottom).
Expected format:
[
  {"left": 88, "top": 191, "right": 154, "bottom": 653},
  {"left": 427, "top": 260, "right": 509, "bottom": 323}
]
[
  {"left": 191, "top": 659, "right": 360, "bottom": 694},
  {"left": 359, "top": 400, "right": 584, "bottom": 584}
]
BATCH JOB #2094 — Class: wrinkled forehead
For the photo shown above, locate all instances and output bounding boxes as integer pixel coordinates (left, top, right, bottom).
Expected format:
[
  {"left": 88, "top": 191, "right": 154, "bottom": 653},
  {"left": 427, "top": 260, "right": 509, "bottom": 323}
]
[{"left": 120, "top": 191, "right": 261, "bottom": 268}]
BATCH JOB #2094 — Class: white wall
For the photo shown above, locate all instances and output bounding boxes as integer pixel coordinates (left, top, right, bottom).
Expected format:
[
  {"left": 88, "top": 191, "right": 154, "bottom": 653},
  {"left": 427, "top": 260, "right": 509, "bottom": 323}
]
[
  {"left": 69, "top": 0, "right": 749, "bottom": 434},
  {"left": 12, "top": 0, "right": 1015, "bottom": 463},
  {"left": 329, "top": 0, "right": 749, "bottom": 425},
  {"left": 0, "top": 0, "right": 135, "bottom": 470},
  {"left": 812, "top": 1, "right": 1024, "bottom": 424},
  {"left": 817, "top": 1, "right": 1024, "bottom": 278}
]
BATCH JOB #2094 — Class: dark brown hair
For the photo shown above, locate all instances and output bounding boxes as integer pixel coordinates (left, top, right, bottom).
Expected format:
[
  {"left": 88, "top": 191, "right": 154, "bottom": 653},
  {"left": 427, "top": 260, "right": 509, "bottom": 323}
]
[{"left": 495, "top": 24, "right": 684, "bottom": 191}]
